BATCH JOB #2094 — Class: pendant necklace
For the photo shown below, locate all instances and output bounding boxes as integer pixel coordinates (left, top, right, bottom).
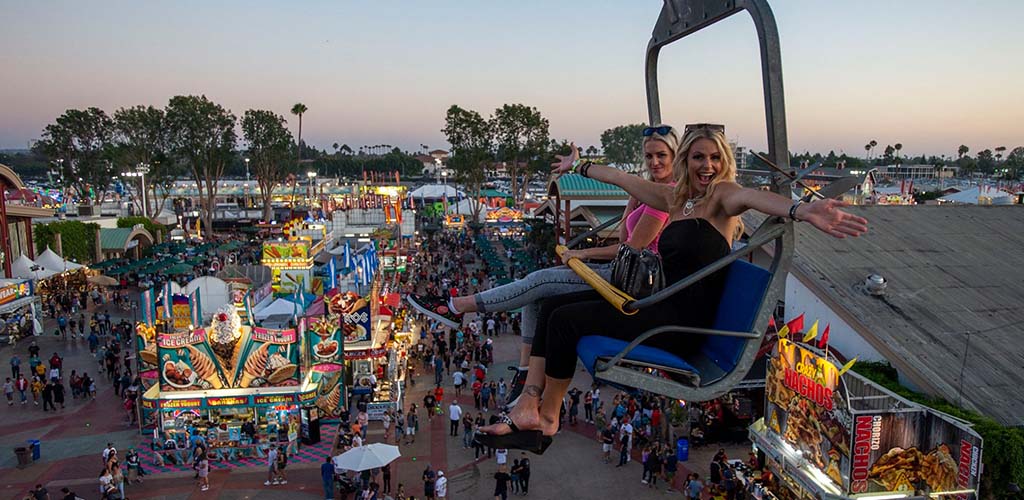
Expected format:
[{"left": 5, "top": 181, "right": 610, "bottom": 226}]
[{"left": 682, "top": 193, "right": 705, "bottom": 217}]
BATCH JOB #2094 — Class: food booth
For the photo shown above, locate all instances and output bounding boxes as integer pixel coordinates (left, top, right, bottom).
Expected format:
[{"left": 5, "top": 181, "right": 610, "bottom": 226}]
[
  {"left": 137, "top": 298, "right": 346, "bottom": 460},
  {"left": 748, "top": 338, "right": 983, "bottom": 500}
]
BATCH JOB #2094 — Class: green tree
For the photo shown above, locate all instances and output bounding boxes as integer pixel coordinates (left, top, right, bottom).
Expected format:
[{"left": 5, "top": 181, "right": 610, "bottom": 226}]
[
  {"left": 111, "top": 105, "right": 178, "bottom": 217},
  {"left": 443, "top": 105, "right": 492, "bottom": 221},
  {"left": 242, "top": 109, "right": 295, "bottom": 221},
  {"left": 958, "top": 145, "right": 969, "bottom": 159},
  {"left": 165, "top": 95, "right": 237, "bottom": 236},
  {"left": 883, "top": 144, "right": 895, "bottom": 163},
  {"left": 291, "top": 103, "right": 308, "bottom": 162},
  {"left": 490, "top": 104, "right": 550, "bottom": 203},
  {"left": 33, "top": 107, "right": 114, "bottom": 205},
  {"left": 600, "top": 124, "right": 647, "bottom": 173},
  {"left": 976, "top": 149, "right": 995, "bottom": 173},
  {"left": 33, "top": 220, "right": 101, "bottom": 264}
]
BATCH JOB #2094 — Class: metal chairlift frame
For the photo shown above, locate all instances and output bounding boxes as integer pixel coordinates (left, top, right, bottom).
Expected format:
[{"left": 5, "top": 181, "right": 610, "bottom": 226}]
[{"left": 570, "top": 0, "right": 797, "bottom": 402}]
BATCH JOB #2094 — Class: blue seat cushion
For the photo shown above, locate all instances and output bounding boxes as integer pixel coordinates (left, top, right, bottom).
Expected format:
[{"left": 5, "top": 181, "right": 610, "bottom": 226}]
[
  {"left": 578, "top": 260, "right": 771, "bottom": 381},
  {"left": 703, "top": 260, "right": 771, "bottom": 372},
  {"left": 578, "top": 335, "right": 699, "bottom": 377}
]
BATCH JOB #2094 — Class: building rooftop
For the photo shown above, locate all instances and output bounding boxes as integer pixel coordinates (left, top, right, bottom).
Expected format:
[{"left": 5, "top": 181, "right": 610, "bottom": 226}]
[{"left": 747, "top": 205, "right": 1024, "bottom": 426}]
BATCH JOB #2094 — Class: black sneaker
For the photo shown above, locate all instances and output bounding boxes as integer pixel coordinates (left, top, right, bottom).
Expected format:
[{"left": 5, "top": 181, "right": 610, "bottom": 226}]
[
  {"left": 504, "top": 366, "right": 527, "bottom": 410},
  {"left": 408, "top": 294, "right": 462, "bottom": 329}
]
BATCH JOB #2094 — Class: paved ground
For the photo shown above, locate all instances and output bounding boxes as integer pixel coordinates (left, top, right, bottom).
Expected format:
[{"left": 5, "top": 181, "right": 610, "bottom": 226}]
[{"left": 0, "top": 253, "right": 752, "bottom": 499}]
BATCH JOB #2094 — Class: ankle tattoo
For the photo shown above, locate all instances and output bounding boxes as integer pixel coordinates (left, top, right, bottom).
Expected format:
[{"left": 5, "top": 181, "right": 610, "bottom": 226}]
[{"left": 524, "top": 385, "right": 542, "bottom": 397}]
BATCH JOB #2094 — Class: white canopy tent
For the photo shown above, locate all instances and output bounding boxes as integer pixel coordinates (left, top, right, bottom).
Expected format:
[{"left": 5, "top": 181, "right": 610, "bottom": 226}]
[
  {"left": 253, "top": 297, "right": 302, "bottom": 321},
  {"left": 409, "top": 184, "right": 465, "bottom": 200},
  {"left": 35, "top": 247, "right": 85, "bottom": 272},
  {"left": 938, "top": 186, "right": 1014, "bottom": 205},
  {"left": 10, "top": 255, "right": 58, "bottom": 280},
  {"left": 182, "top": 276, "right": 231, "bottom": 322}
]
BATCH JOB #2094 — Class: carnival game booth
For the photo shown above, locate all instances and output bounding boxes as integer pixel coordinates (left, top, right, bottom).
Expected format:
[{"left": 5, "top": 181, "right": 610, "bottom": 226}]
[{"left": 748, "top": 338, "right": 983, "bottom": 500}]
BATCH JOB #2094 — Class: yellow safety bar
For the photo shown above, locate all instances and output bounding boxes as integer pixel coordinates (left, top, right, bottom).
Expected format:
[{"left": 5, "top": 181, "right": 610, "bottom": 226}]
[{"left": 555, "top": 245, "right": 637, "bottom": 315}]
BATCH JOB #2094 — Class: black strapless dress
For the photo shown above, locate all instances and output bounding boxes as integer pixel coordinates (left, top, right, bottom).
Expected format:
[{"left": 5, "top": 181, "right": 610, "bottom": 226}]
[{"left": 531, "top": 218, "right": 731, "bottom": 379}]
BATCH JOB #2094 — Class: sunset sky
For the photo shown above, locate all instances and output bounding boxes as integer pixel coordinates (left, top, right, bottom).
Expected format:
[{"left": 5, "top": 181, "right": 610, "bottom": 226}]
[{"left": 1, "top": 0, "right": 1021, "bottom": 158}]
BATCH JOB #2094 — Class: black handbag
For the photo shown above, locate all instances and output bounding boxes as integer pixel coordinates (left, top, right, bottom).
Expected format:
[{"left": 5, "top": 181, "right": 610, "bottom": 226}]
[{"left": 609, "top": 244, "right": 665, "bottom": 298}]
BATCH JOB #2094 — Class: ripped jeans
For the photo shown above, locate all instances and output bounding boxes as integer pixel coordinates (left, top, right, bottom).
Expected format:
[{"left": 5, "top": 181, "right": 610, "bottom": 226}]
[{"left": 473, "top": 263, "right": 612, "bottom": 344}]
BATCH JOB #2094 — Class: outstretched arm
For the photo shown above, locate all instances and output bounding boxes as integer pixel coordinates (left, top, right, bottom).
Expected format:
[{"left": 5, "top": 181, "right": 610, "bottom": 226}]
[
  {"left": 718, "top": 183, "right": 868, "bottom": 238},
  {"left": 552, "top": 144, "right": 674, "bottom": 212}
]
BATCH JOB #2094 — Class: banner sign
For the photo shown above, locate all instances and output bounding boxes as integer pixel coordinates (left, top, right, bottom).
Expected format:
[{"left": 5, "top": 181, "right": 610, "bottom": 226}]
[
  {"left": 171, "top": 294, "right": 193, "bottom": 329},
  {"left": 254, "top": 394, "right": 296, "bottom": 405},
  {"left": 851, "top": 411, "right": 982, "bottom": 496},
  {"left": 157, "top": 329, "right": 230, "bottom": 391},
  {"left": 766, "top": 338, "right": 852, "bottom": 490},
  {"left": 206, "top": 396, "right": 250, "bottom": 407},
  {"left": 160, "top": 398, "right": 202, "bottom": 409},
  {"left": 0, "top": 281, "right": 30, "bottom": 305},
  {"left": 232, "top": 327, "right": 300, "bottom": 388}
]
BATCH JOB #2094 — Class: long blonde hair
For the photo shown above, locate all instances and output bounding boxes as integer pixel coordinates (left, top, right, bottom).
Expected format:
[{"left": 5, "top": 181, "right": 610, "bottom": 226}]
[
  {"left": 641, "top": 124, "right": 681, "bottom": 182},
  {"left": 671, "top": 127, "right": 743, "bottom": 240}
]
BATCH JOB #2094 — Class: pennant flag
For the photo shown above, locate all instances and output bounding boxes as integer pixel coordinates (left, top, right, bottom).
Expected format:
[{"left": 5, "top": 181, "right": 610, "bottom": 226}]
[
  {"left": 163, "top": 281, "right": 173, "bottom": 319},
  {"left": 786, "top": 313, "right": 804, "bottom": 336},
  {"left": 189, "top": 287, "right": 202, "bottom": 326},
  {"left": 802, "top": 320, "right": 819, "bottom": 343},
  {"left": 328, "top": 255, "right": 337, "bottom": 290},
  {"left": 838, "top": 356, "right": 858, "bottom": 376},
  {"left": 817, "top": 323, "right": 831, "bottom": 349},
  {"left": 768, "top": 316, "right": 776, "bottom": 328},
  {"left": 244, "top": 293, "right": 255, "bottom": 326},
  {"left": 140, "top": 288, "right": 155, "bottom": 327},
  {"left": 777, "top": 324, "right": 789, "bottom": 339},
  {"left": 343, "top": 240, "right": 352, "bottom": 269}
]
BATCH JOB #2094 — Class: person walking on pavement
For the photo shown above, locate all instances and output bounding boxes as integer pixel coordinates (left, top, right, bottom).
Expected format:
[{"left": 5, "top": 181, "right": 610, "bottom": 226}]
[
  {"left": 15, "top": 374, "right": 28, "bottom": 404},
  {"left": 422, "top": 464, "right": 436, "bottom": 500},
  {"left": 321, "top": 456, "right": 335, "bottom": 500},
  {"left": 434, "top": 470, "right": 448, "bottom": 500},
  {"left": 381, "top": 462, "right": 392, "bottom": 495},
  {"left": 10, "top": 354, "right": 20, "bottom": 379},
  {"left": 41, "top": 380, "right": 56, "bottom": 411},
  {"left": 405, "top": 405, "right": 418, "bottom": 444},
  {"left": 3, "top": 377, "right": 13, "bottom": 405},
  {"left": 448, "top": 400, "right": 462, "bottom": 437},
  {"left": 53, "top": 379, "right": 66, "bottom": 409},
  {"left": 519, "top": 453, "right": 531, "bottom": 494}
]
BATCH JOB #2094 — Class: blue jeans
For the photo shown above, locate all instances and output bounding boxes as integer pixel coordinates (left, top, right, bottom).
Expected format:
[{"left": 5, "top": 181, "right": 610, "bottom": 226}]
[{"left": 473, "top": 264, "right": 612, "bottom": 343}]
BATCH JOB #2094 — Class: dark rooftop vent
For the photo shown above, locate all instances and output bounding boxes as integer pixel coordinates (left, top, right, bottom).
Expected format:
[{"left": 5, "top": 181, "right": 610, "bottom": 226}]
[{"left": 864, "top": 274, "right": 887, "bottom": 296}]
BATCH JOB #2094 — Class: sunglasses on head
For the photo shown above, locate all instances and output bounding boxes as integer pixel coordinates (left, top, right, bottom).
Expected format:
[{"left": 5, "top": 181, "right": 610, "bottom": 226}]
[
  {"left": 684, "top": 123, "right": 726, "bottom": 135},
  {"left": 642, "top": 126, "right": 673, "bottom": 137}
]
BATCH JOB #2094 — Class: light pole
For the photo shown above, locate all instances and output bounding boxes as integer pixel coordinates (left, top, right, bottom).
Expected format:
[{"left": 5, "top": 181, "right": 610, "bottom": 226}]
[
  {"left": 123, "top": 163, "right": 150, "bottom": 217},
  {"left": 307, "top": 171, "right": 317, "bottom": 208},
  {"left": 244, "top": 158, "right": 251, "bottom": 208}
]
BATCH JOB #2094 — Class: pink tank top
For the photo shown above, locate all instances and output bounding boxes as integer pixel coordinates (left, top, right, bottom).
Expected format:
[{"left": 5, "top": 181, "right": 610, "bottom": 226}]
[{"left": 624, "top": 202, "right": 670, "bottom": 253}]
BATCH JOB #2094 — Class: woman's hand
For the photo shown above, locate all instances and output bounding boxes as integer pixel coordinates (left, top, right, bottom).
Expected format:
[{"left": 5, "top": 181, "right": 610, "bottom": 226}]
[
  {"left": 559, "top": 249, "right": 585, "bottom": 264},
  {"left": 797, "top": 199, "right": 868, "bottom": 238},
  {"left": 551, "top": 142, "right": 580, "bottom": 177}
]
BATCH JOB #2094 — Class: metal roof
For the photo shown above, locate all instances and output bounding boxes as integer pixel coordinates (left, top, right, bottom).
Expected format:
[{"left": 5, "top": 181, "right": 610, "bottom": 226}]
[
  {"left": 747, "top": 205, "right": 1024, "bottom": 426},
  {"left": 548, "top": 173, "right": 628, "bottom": 200}
]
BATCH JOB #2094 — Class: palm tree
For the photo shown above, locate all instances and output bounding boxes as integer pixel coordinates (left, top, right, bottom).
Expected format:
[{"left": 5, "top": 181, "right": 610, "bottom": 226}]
[
  {"left": 341, "top": 144, "right": 353, "bottom": 156},
  {"left": 894, "top": 143, "right": 903, "bottom": 164},
  {"left": 958, "top": 145, "right": 969, "bottom": 159},
  {"left": 995, "top": 146, "right": 1006, "bottom": 162},
  {"left": 864, "top": 143, "right": 871, "bottom": 159},
  {"left": 586, "top": 145, "right": 599, "bottom": 158},
  {"left": 869, "top": 140, "right": 877, "bottom": 159},
  {"left": 332, "top": 142, "right": 339, "bottom": 154},
  {"left": 290, "top": 103, "right": 308, "bottom": 162}
]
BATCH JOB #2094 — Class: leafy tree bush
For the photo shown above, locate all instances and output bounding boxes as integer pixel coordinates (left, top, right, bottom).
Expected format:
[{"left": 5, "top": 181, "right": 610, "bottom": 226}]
[
  {"left": 32, "top": 221, "right": 100, "bottom": 264},
  {"left": 116, "top": 216, "right": 165, "bottom": 240}
]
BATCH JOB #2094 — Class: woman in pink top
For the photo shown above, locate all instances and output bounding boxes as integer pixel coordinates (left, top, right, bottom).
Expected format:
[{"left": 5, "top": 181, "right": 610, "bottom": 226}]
[{"left": 409, "top": 125, "right": 680, "bottom": 408}]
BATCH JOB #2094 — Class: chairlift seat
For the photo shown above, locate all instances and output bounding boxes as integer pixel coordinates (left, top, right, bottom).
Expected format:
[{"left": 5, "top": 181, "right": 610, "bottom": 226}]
[{"left": 577, "top": 260, "right": 771, "bottom": 388}]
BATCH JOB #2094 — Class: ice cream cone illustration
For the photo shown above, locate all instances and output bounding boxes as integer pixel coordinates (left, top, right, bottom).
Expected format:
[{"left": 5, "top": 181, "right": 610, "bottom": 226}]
[{"left": 209, "top": 307, "right": 242, "bottom": 370}]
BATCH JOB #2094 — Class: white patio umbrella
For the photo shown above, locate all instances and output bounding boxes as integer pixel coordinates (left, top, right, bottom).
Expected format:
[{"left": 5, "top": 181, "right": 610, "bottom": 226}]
[{"left": 332, "top": 443, "right": 401, "bottom": 472}]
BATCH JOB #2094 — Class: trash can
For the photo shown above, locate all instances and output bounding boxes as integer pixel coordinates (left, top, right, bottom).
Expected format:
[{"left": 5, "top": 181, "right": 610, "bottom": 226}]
[
  {"left": 14, "top": 447, "right": 30, "bottom": 468},
  {"left": 27, "top": 440, "right": 40, "bottom": 460},
  {"left": 676, "top": 437, "right": 689, "bottom": 462}
]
